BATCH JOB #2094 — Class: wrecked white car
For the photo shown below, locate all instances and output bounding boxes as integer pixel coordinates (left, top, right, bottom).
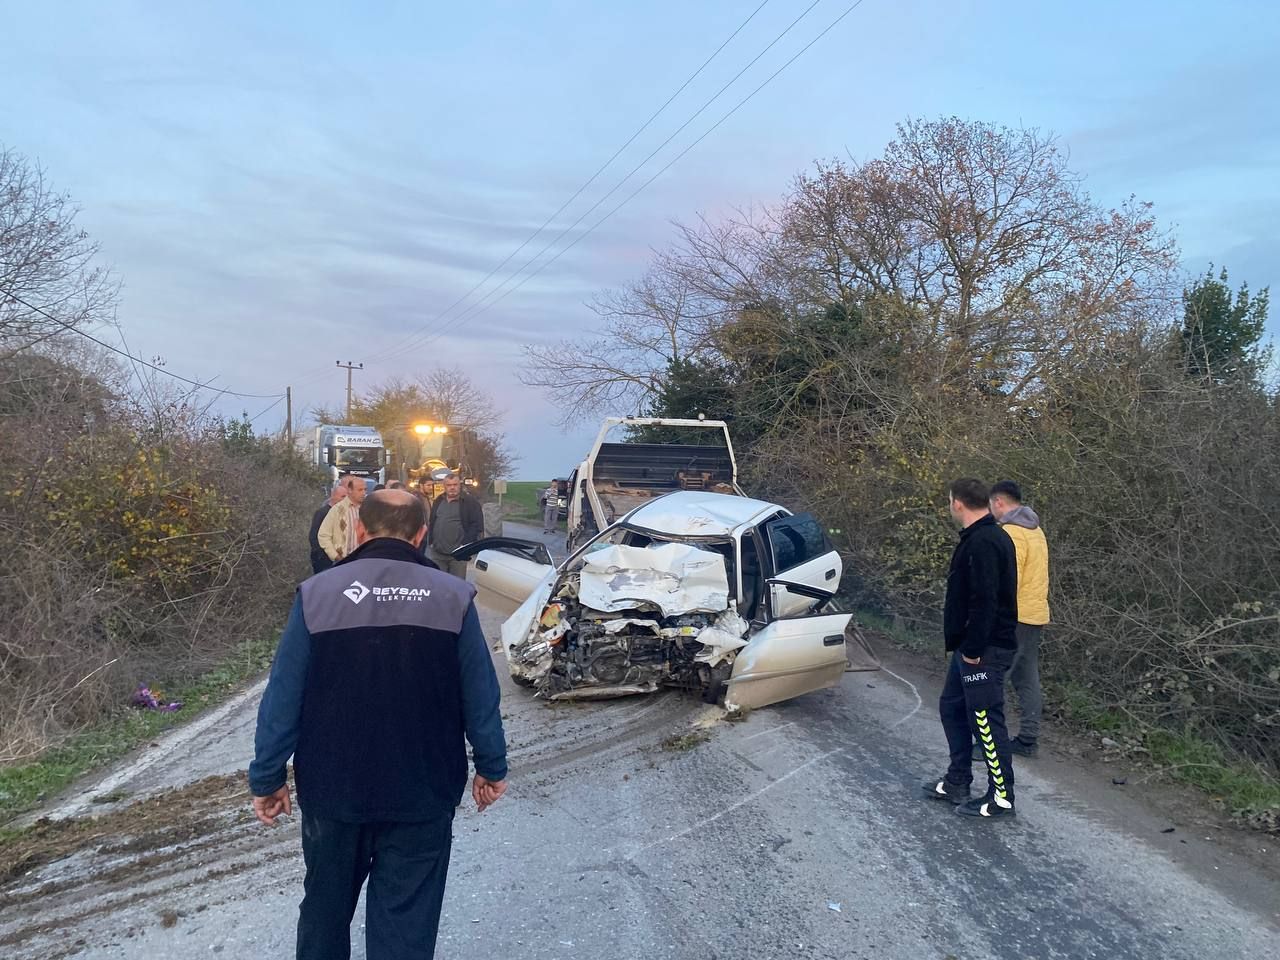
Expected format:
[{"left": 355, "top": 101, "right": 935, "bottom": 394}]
[{"left": 456, "top": 491, "right": 851, "bottom": 711}]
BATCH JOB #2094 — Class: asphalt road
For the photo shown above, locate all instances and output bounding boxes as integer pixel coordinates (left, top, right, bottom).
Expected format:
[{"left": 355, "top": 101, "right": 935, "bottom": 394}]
[{"left": 3, "top": 521, "right": 1278, "bottom": 960}]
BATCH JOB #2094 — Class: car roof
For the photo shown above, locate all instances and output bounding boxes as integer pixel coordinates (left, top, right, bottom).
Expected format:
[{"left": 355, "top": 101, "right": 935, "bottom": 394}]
[{"left": 623, "top": 491, "right": 782, "bottom": 537}]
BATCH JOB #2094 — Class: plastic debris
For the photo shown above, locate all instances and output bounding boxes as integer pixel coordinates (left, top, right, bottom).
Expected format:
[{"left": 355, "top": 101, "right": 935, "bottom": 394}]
[
  {"left": 827, "top": 902, "right": 842, "bottom": 913},
  {"left": 131, "top": 684, "right": 182, "bottom": 712}
]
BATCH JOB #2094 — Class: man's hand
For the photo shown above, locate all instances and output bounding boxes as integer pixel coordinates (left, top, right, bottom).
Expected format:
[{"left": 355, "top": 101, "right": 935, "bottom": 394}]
[
  {"left": 252, "top": 785, "right": 292, "bottom": 826},
  {"left": 472, "top": 774, "right": 507, "bottom": 813},
  {"left": 961, "top": 654, "right": 982, "bottom": 665}
]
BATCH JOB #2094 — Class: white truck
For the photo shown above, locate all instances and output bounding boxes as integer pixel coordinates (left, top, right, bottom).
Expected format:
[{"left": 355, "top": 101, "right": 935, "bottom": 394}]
[
  {"left": 305, "top": 424, "right": 388, "bottom": 488},
  {"left": 564, "top": 416, "right": 744, "bottom": 552}
]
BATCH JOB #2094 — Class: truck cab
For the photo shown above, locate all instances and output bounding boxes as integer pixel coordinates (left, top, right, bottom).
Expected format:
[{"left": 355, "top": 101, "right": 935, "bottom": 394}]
[{"left": 307, "top": 424, "right": 388, "bottom": 487}]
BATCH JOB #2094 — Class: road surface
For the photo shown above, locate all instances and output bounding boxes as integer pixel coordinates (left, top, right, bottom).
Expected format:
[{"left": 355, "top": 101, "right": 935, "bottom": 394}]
[{"left": 2, "top": 521, "right": 1277, "bottom": 960}]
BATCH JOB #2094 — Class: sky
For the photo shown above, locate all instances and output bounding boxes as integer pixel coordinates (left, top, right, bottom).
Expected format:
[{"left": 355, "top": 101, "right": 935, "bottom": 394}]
[{"left": 3, "top": 0, "right": 1277, "bottom": 477}]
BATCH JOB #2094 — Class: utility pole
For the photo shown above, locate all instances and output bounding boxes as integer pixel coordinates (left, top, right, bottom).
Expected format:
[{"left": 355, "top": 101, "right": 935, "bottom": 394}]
[
  {"left": 285, "top": 386, "right": 293, "bottom": 446},
  {"left": 336, "top": 361, "right": 363, "bottom": 421}
]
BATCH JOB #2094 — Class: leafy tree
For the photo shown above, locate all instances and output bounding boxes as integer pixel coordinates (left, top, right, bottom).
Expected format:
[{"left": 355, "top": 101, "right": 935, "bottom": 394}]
[{"left": 1180, "top": 266, "right": 1270, "bottom": 383}]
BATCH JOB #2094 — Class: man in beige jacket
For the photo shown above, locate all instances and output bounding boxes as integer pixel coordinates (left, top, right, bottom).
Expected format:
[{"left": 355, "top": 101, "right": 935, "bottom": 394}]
[{"left": 317, "top": 474, "right": 368, "bottom": 563}]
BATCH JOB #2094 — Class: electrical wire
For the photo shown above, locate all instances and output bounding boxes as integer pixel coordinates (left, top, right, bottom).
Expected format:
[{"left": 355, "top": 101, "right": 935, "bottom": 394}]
[
  {"left": 375, "top": 0, "right": 872, "bottom": 354},
  {"left": 0, "top": 288, "right": 284, "bottom": 400},
  {"left": 336, "top": 0, "right": 797, "bottom": 373},
  {"left": 248, "top": 394, "right": 286, "bottom": 423}
]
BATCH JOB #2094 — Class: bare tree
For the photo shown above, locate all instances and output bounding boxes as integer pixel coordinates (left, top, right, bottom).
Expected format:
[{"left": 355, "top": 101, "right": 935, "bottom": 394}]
[
  {"left": 782, "top": 119, "right": 1180, "bottom": 397},
  {"left": 520, "top": 266, "right": 722, "bottom": 426},
  {"left": 0, "top": 147, "right": 117, "bottom": 358}
]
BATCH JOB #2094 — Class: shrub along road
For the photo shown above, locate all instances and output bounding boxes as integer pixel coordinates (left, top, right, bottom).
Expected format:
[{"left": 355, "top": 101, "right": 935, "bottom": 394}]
[{"left": 2, "top": 523, "right": 1277, "bottom": 960}]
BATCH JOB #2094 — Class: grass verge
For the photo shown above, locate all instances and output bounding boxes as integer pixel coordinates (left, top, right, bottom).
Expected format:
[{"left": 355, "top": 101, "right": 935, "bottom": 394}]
[
  {"left": 0, "top": 631, "right": 279, "bottom": 826},
  {"left": 502, "top": 480, "right": 549, "bottom": 524},
  {"left": 857, "top": 608, "right": 1280, "bottom": 829}
]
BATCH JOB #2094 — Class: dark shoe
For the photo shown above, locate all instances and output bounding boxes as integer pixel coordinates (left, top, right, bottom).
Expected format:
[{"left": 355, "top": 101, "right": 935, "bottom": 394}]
[
  {"left": 1009, "top": 736, "right": 1039, "bottom": 758},
  {"left": 955, "top": 795, "right": 1017, "bottom": 819},
  {"left": 922, "top": 778, "right": 971, "bottom": 804}
]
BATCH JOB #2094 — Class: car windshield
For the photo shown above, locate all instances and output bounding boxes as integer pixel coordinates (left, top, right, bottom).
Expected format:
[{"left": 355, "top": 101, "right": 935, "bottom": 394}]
[{"left": 334, "top": 446, "right": 382, "bottom": 470}]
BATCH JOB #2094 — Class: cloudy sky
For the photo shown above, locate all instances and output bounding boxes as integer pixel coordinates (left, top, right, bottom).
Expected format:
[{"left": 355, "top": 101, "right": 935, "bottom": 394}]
[{"left": 3, "top": 0, "right": 1276, "bottom": 476}]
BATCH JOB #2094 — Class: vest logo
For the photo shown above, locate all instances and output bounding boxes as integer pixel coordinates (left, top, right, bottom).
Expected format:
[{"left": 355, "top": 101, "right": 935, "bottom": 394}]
[{"left": 344, "top": 581, "right": 371, "bottom": 604}]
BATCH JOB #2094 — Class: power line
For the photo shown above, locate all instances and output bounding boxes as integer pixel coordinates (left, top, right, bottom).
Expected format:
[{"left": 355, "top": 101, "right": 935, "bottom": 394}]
[
  {"left": 382, "top": 0, "right": 873, "bottom": 354},
  {"left": 248, "top": 394, "right": 286, "bottom": 424},
  {"left": 403, "top": 0, "right": 825, "bottom": 349},
  {"left": 340, "top": 0, "right": 790, "bottom": 372},
  {"left": 0, "top": 288, "right": 284, "bottom": 400}
]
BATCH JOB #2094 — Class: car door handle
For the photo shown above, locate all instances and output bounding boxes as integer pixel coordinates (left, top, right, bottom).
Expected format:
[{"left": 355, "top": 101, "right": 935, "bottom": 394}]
[
  {"left": 824, "top": 569, "right": 837, "bottom": 580},
  {"left": 823, "top": 635, "right": 843, "bottom": 646},
  {"left": 476, "top": 560, "right": 489, "bottom": 571}
]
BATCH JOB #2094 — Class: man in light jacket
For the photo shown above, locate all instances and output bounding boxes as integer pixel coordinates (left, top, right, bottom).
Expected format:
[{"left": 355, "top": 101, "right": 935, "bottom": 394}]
[
  {"left": 987, "top": 479, "right": 1050, "bottom": 757},
  {"left": 317, "top": 474, "right": 367, "bottom": 564},
  {"left": 308, "top": 483, "right": 347, "bottom": 574}
]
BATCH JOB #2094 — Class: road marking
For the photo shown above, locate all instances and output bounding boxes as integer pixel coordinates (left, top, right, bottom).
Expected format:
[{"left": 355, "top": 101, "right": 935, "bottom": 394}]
[
  {"left": 624, "top": 746, "right": 844, "bottom": 860},
  {"left": 41, "top": 678, "right": 268, "bottom": 822},
  {"left": 739, "top": 720, "right": 796, "bottom": 742}
]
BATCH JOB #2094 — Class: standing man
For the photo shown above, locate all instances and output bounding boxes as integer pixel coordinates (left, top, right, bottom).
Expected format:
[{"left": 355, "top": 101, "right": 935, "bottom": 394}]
[
  {"left": 541, "top": 481, "right": 559, "bottom": 535},
  {"left": 250, "top": 489, "right": 508, "bottom": 959},
  {"left": 317, "top": 474, "right": 367, "bottom": 564},
  {"left": 308, "top": 483, "right": 347, "bottom": 574},
  {"left": 924, "top": 478, "right": 1020, "bottom": 820},
  {"left": 427, "top": 473, "right": 484, "bottom": 578},
  {"left": 989, "top": 479, "right": 1049, "bottom": 757}
]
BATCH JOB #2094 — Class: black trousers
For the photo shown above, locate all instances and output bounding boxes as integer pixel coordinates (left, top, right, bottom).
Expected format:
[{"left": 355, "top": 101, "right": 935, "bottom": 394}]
[
  {"left": 297, "top": 811, "right": 453, "bottom": 960},
  {"left": 939, "top": 647, "right": 1016, "bottom": 804}
]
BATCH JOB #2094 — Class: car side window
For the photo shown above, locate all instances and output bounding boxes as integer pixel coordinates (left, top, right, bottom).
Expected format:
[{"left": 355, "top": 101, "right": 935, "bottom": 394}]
[{"left": 762, "top": 513, "right": 829, "bottom": 575}]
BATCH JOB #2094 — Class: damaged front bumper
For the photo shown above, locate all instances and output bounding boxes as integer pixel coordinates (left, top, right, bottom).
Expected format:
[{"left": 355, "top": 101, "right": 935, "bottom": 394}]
[{"left": 508, "top": 542, "right": 748, "bottom": 701}]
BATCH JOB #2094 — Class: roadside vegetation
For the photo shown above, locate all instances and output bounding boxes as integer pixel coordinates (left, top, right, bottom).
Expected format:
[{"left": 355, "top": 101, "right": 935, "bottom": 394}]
[
  {"left": 524, "top": 117, "right": 1280, "bottom": 827},
  {"left": 502, "top": 481, "right": 551, "bottom": 524},
  {"left": 0, "top": 146, "right": 317, "bottom": 822}
]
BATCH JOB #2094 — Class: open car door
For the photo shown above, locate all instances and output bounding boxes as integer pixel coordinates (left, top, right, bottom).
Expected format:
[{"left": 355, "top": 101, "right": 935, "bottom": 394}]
[
  {"left": 759, "top": 513, "right": 842, "bottom": 616},
  {"left": 724, "top": 578, "right": 849, "bottom": 712},
  {"left": 453, "top": 537, "right": 554, "bottom": 618}
]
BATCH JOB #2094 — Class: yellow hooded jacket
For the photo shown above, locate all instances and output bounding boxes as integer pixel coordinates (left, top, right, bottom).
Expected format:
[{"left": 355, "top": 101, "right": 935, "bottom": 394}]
[{"left": 999, "top": 505, "right": 1050, "bottom": 626}]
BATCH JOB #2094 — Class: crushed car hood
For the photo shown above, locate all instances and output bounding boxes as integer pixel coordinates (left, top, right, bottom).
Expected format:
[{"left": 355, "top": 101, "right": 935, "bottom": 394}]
[{"left": 578, "top": 542, "right": 729, "bottom": 617}]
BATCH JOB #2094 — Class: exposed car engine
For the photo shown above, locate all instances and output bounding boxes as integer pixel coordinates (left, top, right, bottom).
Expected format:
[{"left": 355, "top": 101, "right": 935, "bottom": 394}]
[{"left": 507, "top": 540, "right": 750, "bottom": 701}]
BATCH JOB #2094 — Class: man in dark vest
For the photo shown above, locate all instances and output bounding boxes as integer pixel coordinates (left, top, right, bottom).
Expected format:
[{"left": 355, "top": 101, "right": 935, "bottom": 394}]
[{"left": 250, "top": 488, "right": 508, "bottom": 958}]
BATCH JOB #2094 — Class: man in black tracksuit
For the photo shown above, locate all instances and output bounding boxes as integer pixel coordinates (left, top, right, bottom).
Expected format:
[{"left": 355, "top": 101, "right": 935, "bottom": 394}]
[
  {"left": 923, "top": 478, "right": 1020, "bottom": 819},
  {"left": 250, "top": 489, "right": 508, "bottom": 958}
]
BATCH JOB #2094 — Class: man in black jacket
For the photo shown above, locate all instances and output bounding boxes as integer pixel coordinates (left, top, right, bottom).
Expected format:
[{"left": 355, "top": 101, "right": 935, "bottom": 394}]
[
  {"left": 308, "top": 483, "right": 347, "bottom": 575},
  {"left": 427, "top": 473, "right": 485, "bottom": 578},
  {"left": 923, "top": 478, "right": 1020, "bottom": 819}
]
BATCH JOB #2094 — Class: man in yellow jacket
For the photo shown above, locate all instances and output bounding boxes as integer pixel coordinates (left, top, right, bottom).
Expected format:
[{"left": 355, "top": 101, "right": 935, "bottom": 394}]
[{"left": 988, "top": 480, "right": 1050, "bottom": 757}]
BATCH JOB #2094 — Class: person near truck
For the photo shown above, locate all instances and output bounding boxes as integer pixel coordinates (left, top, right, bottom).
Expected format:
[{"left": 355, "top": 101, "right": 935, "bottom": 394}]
[
  {"left": 986, "top": 479, "right": 1049, "bottom": 758},
  {"left": 317, "top": 474, "right": 366, "bottom": 563},
  {"left": 427, "top": 473, "right": 484, "bottom": 578},
  {"left": 308, "top": 483, "right": 347, "bottom": 574},
  {"left": 924, "top": 478, "right": 1020, "bottom": 820},
  {"left": 542, "top": 481, "right": 559, "bottom": 534},
  {"left": 249, "top": 488, "right": 508, "bottom": 959}
]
